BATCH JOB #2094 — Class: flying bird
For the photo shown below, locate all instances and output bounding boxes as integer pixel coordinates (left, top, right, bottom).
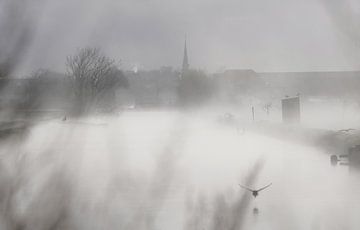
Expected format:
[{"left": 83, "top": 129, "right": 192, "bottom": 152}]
[
  {"left": 337, "top": 128, "right": 355, "bottom": 132},
  {"left": 239, "top": 183, "right": 272, "bottom": 198}
]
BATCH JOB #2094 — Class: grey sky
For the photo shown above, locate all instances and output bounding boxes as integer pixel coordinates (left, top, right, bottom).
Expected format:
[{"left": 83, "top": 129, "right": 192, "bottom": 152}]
[{"left": 12, "top": 0, "right": 360, "bottom": 75}]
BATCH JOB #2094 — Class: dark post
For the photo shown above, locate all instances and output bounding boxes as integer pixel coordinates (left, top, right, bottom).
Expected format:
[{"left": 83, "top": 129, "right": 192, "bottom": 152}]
[
  {"left": 252, "top": 106, "right": 255, "bottom": 122},
  {"left": 281, "top": 96, "right": 300, "bottom": 123}
]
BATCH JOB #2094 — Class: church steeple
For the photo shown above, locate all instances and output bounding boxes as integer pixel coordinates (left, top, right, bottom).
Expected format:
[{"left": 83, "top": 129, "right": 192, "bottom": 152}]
[{"left": 182, "top": 38, "right": 189, "bottom": 72}]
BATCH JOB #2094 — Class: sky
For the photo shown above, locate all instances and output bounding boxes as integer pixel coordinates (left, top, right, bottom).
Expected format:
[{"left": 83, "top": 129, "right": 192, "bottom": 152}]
[{"left": 3, "top": 0, "right": 360, "bottom": 75}]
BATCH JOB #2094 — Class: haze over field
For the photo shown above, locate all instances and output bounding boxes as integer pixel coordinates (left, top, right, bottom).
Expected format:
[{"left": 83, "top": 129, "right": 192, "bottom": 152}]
[
  {"left": 0, "top": 111, "right": 357, "bottom": 229},
  {"left": 1, "top": 0, "right": 360, "bottom": 229}
]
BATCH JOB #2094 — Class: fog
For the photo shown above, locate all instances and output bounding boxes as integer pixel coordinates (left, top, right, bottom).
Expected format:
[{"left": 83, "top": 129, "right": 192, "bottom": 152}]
[
  {"left": 1, "top": 0, "right": 360, "bottom": 229},
  {"left": 0, "top": 109, "right": 357, "bottom": 229},
  {"left": 1, "top": 0, "right": 360, "bottom": 74}
]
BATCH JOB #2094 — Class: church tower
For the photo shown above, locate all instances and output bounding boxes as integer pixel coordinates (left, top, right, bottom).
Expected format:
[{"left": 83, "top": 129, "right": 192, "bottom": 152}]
[{"left": 182, "top": 39, "right": 189, "bottom": 72}]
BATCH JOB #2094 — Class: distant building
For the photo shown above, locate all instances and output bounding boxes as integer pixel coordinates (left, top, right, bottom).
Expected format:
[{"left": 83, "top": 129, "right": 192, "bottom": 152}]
[
  {"left": 213, "top": 69, "right": 265, "bottom": 103},
  {"left": 213, "top": 70, "right": 360, "bottom": 103},
  {"left": 258, "top": 71, "right": 360, "bottom": 98},
  {"left": 182, "top": 39, "right": 189, "bottom": 73}
]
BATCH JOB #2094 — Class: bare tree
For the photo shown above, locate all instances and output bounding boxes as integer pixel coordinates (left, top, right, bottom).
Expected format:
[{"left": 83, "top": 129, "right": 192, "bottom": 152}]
[{"left": 66, "top": 48, "right": 128, "bottom": 114}]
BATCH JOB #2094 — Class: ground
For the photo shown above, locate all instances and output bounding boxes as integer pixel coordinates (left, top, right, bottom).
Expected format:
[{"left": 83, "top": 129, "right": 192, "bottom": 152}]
[{"left": 0, "top": 110, "right": 359, "bottom": 229}]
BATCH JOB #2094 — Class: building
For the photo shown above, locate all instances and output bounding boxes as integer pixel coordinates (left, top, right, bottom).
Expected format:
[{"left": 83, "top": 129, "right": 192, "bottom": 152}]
[{"left": 182, "top": 39, "right": 189, "bottom": 73}]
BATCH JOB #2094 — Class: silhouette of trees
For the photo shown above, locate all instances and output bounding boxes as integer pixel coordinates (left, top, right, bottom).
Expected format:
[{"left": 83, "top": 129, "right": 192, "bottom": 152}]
[
  {"left": 66, "top": 47, "right": 128, "bottom": 114},
  {"left": 177, "top": 70, "right": 214, "bottom": 107}
]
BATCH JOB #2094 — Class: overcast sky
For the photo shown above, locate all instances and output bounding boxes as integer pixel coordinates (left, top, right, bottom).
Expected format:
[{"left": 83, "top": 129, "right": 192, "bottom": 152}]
[{"left": 4, "top": 0, "right": 360, "bottom": 75}]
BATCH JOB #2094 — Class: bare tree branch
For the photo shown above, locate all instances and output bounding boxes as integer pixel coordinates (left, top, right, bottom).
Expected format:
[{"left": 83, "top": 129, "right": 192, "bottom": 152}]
[{"left": 66, "top": 47, "right": 127, "bottom": 114}]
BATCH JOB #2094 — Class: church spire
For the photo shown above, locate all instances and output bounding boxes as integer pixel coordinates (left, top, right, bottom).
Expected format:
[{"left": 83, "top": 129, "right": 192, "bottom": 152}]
[{"left": 182, "top": 38, "right": 189, "bottom": 72}]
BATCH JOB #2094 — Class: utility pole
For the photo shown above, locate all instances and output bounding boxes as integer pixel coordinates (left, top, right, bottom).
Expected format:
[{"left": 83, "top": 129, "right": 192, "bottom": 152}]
[{"left": 252, "top": 106, "right": 255, "bottom": 122}]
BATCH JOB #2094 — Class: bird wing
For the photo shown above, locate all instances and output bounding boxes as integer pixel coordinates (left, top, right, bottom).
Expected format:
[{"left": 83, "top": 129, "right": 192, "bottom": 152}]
[
  {"left": 256, "top": 183, "right": 272, "bottom": 192},
  {"left": 239, "top": 184, "right": 254, "bottom": 192}
]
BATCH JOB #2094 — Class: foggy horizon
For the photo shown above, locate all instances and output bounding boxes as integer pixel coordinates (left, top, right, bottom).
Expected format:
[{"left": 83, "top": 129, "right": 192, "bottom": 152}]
[{"left": 2, "top": 0, "right": 360, "bottom": 76}]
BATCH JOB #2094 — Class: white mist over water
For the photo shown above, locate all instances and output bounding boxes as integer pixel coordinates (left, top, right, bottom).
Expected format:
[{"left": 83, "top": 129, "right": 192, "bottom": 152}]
[{"left": 1, "top": 110, "right": 359, "bottom": 229}]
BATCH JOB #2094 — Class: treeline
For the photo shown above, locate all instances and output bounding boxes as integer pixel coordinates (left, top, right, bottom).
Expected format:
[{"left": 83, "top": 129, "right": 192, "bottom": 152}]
[
  {"left": 0, "top": 47, "right": 219, "bottom": 116},
  {"left": 0, "top": 48, "right": 128, "bottom": 116}
]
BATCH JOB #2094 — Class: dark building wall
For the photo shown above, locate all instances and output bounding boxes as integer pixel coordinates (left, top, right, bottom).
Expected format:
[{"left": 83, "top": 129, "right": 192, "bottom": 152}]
[{"left": 258, "top": 71, "right": 360, "bottom": 97}]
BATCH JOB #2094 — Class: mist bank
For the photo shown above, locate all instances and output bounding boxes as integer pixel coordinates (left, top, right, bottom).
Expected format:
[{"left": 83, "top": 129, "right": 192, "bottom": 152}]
[{"left": 0, "top": 110, "right": 357, "bottom": 229}]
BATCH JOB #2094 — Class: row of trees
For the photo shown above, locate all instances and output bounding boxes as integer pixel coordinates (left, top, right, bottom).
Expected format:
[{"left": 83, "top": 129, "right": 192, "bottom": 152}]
[
  {"left": 177, "top": 70, "right": 214, "bottom": 107},
  {"left": 1, "top": 45, "right": 215, "bottom": 114},
  {"left": 67, "top": 47, "right": 215, "bottom": 112}
]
